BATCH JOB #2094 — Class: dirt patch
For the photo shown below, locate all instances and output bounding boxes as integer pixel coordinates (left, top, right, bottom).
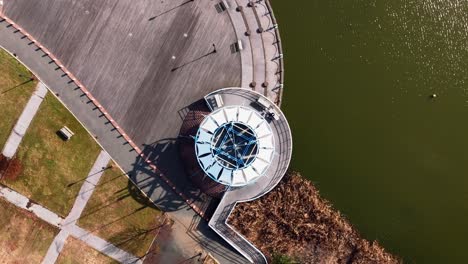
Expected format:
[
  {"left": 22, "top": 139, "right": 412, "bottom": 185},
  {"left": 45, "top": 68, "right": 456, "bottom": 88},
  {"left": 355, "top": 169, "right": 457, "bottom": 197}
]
[
  {"left": 228, "top": 171, "right": 400, "bottom": 264},
  {"left": 0, "top": 154, "right": 22, "bottom": 181}
]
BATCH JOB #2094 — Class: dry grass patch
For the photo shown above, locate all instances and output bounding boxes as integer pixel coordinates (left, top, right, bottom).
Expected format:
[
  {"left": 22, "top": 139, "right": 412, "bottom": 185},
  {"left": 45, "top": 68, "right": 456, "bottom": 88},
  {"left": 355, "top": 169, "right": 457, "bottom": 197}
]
[
  {"left": 56, "top": 237, "right": 117, "bottom": 264},
  {"left": 0, "top": 199, "right": 58, "bottom": 263},
  {"left": 1, "top": 93, "right": 101, "bottom": 216},
  {"left": 0, "top": 49, "right": 37, "bottom": 149},
  {"left": 78, "top": 162, "right": 164, "bottom": 257}
]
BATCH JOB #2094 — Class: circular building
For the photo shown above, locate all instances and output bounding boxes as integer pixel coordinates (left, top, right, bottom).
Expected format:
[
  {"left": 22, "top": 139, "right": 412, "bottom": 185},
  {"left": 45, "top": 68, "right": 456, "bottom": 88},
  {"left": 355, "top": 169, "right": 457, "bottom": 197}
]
[
  {"left": 179, "top": 87, "right": 292, "bottom": 201},
  {"left": 195, "top": 106, "right": 275, "bottom": 187}
]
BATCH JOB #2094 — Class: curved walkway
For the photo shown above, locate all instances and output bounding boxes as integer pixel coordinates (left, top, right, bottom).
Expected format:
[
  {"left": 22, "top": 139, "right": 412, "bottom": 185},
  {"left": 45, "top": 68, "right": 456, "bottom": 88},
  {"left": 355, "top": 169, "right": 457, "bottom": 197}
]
[
  {"left": 0, "top": 0, "right": 288, "bottom": 263},
  {"left": 225, "top": 0, "right": 285, "bottom": 104},
  {"left": 206, "top": 88, "right": 293, "bottom": 264},
  {"left": 0, "top": 16, "right": 245, "bottom": 264}
]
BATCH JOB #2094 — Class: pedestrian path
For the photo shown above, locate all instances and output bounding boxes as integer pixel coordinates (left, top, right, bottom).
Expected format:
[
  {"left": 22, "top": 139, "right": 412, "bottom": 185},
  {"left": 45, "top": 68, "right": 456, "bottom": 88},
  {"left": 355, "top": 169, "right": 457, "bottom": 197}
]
[
  {"left": 2, "top": 82, "right": 47, "bottom": 158},
  {"left": 64, "top": 225, "right": 140, "bottom": 264},
  {"left": 0, "top": 184, "right": 62, "bottom": 226},
  {"left": 43, "top": 150, "right": 124, "bottom": 264},
  {"left": 44, "top": 230, "right": 68, "bottom": 264},
  {"left": 62, "top": 150, "right": 111, "bottom": 227},
  {"left": 224, "top": 0, "right": 284, "bottom": 104}
]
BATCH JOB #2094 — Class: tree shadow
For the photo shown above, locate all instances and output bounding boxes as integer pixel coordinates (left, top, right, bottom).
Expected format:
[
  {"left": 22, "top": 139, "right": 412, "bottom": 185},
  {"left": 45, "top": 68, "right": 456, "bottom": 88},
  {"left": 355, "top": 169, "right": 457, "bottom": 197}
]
[
  {"left": 1, "top": 78, "right": 34, "bottom": 94},
  {"left": 148, "top": 0, "right": 194, "bottom": 21},
  {"left": 126, "top": 180, "right": 159, "bottom": 210}
]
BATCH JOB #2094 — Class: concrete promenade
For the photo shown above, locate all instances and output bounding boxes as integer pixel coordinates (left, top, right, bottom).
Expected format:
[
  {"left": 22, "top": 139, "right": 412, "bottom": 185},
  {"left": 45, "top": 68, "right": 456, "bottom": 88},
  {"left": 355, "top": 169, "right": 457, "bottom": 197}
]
[
  {"left": 2, "top": 82, "right": 47, "bottom": 158},
  {"left": 224, "top": 0, "right": 284, "bottom": 104},
  {"left": 0, "top": 14, "right": 246, "bottom": 264},
  {"left": 0, "top": 0, "right": 287, "bottom": 262}
]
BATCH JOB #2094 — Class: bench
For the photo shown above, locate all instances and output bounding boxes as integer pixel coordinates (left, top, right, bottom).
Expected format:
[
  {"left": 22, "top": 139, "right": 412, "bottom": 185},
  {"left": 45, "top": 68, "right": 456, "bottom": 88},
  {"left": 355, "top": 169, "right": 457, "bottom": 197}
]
[
  {"left": 58, "top": 126, "right": 74, "bottom": 141},
  {"left": 214, "top": 94, "right": 224, "bottom": 107},
  {"left": 257, "top": 97, "right": 270, "bottom": 109}
]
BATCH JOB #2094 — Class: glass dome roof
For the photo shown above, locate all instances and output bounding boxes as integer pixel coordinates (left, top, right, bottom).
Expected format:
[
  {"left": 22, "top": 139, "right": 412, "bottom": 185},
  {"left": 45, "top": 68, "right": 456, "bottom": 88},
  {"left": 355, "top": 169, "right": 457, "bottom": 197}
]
[{"left": 195, "top": 106, "right": 275, "bottom": 186}]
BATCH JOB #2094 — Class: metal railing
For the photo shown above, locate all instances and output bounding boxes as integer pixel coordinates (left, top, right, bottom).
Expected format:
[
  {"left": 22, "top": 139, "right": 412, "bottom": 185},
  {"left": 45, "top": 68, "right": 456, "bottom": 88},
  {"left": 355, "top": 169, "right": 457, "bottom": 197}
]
[{"left": 258, "top": 0, "right": 285, "bottom": 106}]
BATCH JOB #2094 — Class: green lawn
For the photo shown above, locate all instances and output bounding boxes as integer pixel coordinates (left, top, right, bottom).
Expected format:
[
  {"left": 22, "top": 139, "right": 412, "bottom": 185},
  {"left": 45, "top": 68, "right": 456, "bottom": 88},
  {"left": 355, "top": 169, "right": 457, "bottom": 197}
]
[
  {"left": 57, "top": 237, "right": 117, "bottom": 264},
  {"left": 0, "top": 49, "right": 37, "bottom": 149},
  {"left": 78, "top": 162, "right": 163, "bottom": 257},
  {"left": 0, "top": 199, "right": 59, "bottom": 263},
  {"left": 1, "top": 93, "right": 101, "bottom": 216}
]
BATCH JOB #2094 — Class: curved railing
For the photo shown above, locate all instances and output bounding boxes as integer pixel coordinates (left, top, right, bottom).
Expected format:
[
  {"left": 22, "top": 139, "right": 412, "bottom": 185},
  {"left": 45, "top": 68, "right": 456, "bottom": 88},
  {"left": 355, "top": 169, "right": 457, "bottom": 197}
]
[
  {"left": 206, "top": 88, "right": 293, "bottom": 264},
  {"left": 259, "top": 0, "right": 285, "bottom": 106},
  {"left": 226, "top": 0, "right": 285, "bottom": 106}
]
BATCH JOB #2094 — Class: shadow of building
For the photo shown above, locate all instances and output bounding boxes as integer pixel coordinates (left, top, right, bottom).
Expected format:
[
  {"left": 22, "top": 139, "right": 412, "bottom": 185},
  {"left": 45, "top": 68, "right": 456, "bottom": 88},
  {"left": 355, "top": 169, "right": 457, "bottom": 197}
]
[{"left": 126, "top": 99, "right": 221, "bottom": 218}]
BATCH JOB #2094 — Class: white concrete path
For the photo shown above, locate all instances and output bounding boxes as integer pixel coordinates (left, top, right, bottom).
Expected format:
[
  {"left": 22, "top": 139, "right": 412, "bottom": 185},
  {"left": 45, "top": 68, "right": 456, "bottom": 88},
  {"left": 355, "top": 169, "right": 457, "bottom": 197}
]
[
  {"left": 63, "top": 150, "right": 111, "bottom": 227},
  {"left": 43, "top": 150, "right": 112, "bottom": 263},
  {"left": 44, "top": 230, "right": 69, "bottom": 264},
  {"left": 43, "top": 224, "right": 141, "bottom": 264},
  {"left": 2, "top": 82, "right": 47, "bottom": 158},
  {"left": 0, "top": 185, "right": 62, "bottom": 226},
  {"left": 65, "top": 224, "right": 141, "bottom": 264}
]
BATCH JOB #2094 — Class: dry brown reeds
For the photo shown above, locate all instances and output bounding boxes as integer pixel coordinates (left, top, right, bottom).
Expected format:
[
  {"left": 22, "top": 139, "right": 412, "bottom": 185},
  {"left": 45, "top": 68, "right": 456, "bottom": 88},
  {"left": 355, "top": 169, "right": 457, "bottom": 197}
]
[{"left": 228, "top": 171, "right": 401, "bottom": 264}]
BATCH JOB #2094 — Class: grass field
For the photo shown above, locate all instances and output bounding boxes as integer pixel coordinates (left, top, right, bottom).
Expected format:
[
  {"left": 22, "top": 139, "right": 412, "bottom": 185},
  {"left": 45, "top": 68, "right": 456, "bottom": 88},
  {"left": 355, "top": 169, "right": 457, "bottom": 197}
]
[
  {"left": 0, "top": 49, "right": 37, "bottom": 149},
  {"left": 1, "top": 93, "right": 101, "bottom": 216},
  {"left": 56, "top": 237, "right": 117, "bottom": 264},
  {"left": 0, "top": 199, "right": 58, "bottom": 263},
  {"left": 78, "top": 162, "right": 163, "bottom": 257}
]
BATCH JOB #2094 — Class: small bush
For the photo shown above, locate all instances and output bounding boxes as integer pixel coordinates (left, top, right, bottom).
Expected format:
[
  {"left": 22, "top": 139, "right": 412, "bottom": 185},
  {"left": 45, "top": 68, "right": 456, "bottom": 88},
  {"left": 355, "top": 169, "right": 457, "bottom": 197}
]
[
  {"left": 0, "top": 154, "right": 8, "bottom": 175},
  {"left": 3, "top": 157, "right": 22, "bottom": 181},
  {"left": 272, "top": 253, "right": 297, "bottom": 264},
  {"left": 0, "top": 154, "right": 22, "bottom": 181}
]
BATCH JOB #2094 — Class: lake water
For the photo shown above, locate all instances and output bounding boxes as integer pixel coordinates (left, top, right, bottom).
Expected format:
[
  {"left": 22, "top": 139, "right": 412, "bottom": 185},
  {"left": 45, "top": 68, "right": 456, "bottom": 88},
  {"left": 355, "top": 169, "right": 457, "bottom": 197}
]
[{"left": 273, "top": 1, "right": 468, "bottom": 263}]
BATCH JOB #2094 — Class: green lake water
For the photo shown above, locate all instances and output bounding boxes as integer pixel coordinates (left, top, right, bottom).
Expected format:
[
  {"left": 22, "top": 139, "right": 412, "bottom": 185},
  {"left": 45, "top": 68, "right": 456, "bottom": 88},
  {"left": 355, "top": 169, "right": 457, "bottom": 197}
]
[{"left": 273, "top": 1, "right": 468, "bottom": 263}]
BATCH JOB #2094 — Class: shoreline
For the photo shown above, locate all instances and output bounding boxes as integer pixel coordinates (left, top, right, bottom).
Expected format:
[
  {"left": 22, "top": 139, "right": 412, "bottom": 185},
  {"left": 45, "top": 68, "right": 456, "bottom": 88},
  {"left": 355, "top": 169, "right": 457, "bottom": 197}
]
[{"left": 229, "top": 171, "right": 401, "bottom": 263}]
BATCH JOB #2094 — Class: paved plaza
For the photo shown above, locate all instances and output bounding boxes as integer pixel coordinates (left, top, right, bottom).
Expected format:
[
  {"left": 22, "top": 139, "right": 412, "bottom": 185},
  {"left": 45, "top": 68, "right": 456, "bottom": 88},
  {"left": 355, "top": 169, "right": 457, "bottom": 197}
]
[{"left": 0, "top": 0, "right": 287, "bottom": 263}]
